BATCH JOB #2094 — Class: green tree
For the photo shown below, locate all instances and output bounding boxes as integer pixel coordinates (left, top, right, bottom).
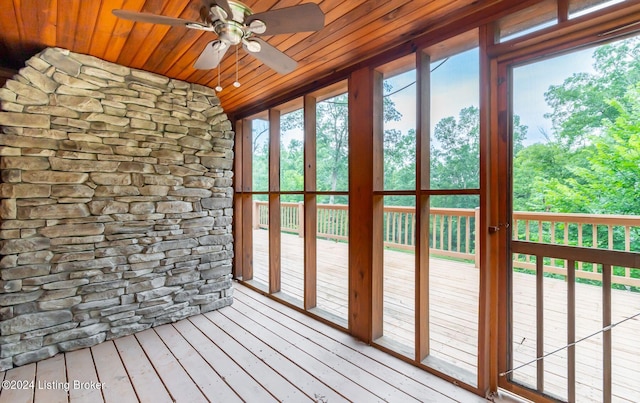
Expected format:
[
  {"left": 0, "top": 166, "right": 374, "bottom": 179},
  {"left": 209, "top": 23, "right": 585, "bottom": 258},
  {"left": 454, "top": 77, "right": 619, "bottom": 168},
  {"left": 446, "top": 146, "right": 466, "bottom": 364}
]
[
  {"left": 543, "top": 83, "right": 640, "bottom": 215},
  {"left": 431, "top": 106, "right": 527, "bottom": 208},
  {"left": 544, "top": 36, "right": 640, "bottom": 148}
]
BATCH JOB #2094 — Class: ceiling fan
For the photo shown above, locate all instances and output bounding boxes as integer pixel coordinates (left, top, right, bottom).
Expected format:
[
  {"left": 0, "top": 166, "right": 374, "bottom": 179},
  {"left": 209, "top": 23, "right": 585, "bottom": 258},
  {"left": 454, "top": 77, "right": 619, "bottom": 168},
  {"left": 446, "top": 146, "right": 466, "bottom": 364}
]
[{"left": 112, "top": 0, "right": 325, "bottom": 75}]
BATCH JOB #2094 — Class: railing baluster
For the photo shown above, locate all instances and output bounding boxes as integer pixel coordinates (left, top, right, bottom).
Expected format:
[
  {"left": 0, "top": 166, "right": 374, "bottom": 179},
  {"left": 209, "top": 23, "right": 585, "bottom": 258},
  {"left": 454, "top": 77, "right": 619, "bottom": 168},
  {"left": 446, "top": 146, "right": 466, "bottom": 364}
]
[
  {"left": 404, "top": 212, "right": 409, "bottom": 246},
  {"left": 578, "top": 224, "right": 583, "bottom": 271},
  {"left": 568, "top": 259, "right": 576, "bottom": 403},
  {"left": 603, "top": 263, "right": 612, "bottom": 403},
  {"left": 538, "top": 220, "right": 543, "bottom": 244},
  {"left": 439, "top": 214, "right": 444, "bottom": 251},
  {"left": 456, "top": 216, "right": 461, "bottom": 254},
  {"left": 525, "top": 220, "right": 531, "bottom": 263},
  {"left": 466, "top": 216, "right": 471, "bottom": 254},
  {"left": 536, "top": 254, "right": 544, "bottom": 393},
  {"left": 625, "top": 226, "right": 631, "bottom": 280},
  {"left": 432, "top": 213, "right": 436, "bottom": 249},
  {"left": 448, "top": 215, "right": 453, "bottom": 252}
]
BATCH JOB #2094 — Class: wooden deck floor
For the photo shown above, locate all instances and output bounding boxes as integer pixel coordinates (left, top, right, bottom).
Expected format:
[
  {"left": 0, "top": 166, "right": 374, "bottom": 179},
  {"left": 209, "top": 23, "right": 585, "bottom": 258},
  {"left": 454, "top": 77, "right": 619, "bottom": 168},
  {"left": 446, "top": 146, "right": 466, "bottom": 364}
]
[
  {"left": 0, "top": 283, "right": 485, "bottom": 403},
  {"left": 251, "top": 230, "right": 640, "bottom": 402}
]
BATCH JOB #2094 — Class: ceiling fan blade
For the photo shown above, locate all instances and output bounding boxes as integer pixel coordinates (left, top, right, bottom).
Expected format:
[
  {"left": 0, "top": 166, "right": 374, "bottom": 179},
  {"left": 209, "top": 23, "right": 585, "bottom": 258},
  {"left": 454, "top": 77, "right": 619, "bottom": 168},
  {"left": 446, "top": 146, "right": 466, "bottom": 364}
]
[
  {"left": 112, "top": 9, "right": 200, "bottom": 26},
  {"left": 194, "top": 41, "right": 230, "bottom": 70},
  {"left": 244, "top": 38, "right": 297, "bottom": 74},
  {"left": 246, "top": 3, "right": 325, "bottom": 35},
  {"left": 202, "top": 0, "right": 234, "bottom": 20}
]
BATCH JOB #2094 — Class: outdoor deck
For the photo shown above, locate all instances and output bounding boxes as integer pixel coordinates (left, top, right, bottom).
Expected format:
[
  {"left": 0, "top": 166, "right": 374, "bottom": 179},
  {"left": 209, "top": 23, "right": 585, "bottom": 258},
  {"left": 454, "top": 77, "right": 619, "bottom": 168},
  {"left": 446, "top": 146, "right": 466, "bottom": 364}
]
[
  {"left": 251, "top": 230, "right": 640, "bottom": 403},
  {"left": 0, "top": 283, "right": 484, "bottom": 403}
]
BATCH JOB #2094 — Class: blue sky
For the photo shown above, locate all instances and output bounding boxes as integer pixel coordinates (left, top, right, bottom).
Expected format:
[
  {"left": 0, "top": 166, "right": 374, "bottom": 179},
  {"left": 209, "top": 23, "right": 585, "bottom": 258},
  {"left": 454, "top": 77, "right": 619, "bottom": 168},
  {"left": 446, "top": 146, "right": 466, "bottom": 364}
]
[
  {"left": 384, "top": 46, "right": 598, "bottom": 147},
  {"left": 270, "top": 44, "right": 601, "bottom": 150}
]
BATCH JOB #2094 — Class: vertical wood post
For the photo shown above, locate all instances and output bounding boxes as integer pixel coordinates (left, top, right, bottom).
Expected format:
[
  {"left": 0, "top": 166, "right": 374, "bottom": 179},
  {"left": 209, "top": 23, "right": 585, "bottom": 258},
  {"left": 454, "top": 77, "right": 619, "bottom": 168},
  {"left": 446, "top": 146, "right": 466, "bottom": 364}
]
[
  {"left": 602, "top": 264, "right": 612, "bottom": 403},
  {"left": 304, "top": 95, "right": 317, "bottom": 310},
  {"left": 269, "top": 109, "right": 281, "bottom": 294},
  {"left": 372, "top": 69, "right": 384, "bottom": 340},
  {"left": 475, "top": 206, "right": 481, "bottom": 268},
  {"left": 252, "top": 201, "right": 259, "bottom": 229},
  {"left": 298, "top": 201, "right": 304, "bottom": 237},
  {"left": 233, "top": 119, "right": 244, "bottom": 279},
  {"left": 348, "top": 67, "right": 375, "bottom": 342},
  {"left": 416, "top": 49, "right": 431, "bottom": 361},
  {"left": 242, "top": 119, "right": 254, "bottom": 281}
]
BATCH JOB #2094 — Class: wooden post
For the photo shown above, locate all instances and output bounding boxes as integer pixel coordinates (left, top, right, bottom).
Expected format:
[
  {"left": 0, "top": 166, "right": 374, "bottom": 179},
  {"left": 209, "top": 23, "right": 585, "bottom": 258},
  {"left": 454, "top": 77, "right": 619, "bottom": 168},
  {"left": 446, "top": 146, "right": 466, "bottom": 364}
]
[
  {"left": 298, "top": 201, "right": 304, "bottom": 238},
  {"left": 475, "top": 206, "right": 481, "bottom": 268},
  {"left": 269, "top": 108, "right": 281, "bottom": 294},
  {"left": 233, "top": 119, "right": 244, "bottom": 279},
  {"left": 304, "top": 95, "right": 317, "bottom": 310},
  {"left": 348, "top": 67, "right": 375, "bottom": 342},
  {"left": 252, "top": 201, "right": 259, "bottom": 229},
  {"left": 416, "top": 49, "right": 431, "bottom": 361},
  {"left": 242, "top": 119, "right": 254, "bottom": 281},
  {"left": 372, "top": 69, "right": 384, "bottom": 340}
]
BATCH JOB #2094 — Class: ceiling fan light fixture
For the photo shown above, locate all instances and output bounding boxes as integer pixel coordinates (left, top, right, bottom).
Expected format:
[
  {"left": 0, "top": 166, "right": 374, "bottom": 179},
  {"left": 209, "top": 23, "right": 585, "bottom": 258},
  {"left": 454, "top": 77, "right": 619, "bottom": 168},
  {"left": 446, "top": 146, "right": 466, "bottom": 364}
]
[
  {"left": 213, "top": 41, "right": 228, "bottom": 51},
  {"left": 248, "top": 19, "right": 266, "bottom": 34},
  {"left": 211, "top": 5, "right": 228, "bottom": 21},
  {"left": 244, "top": 39, "right": 261, "bottom": 53}
]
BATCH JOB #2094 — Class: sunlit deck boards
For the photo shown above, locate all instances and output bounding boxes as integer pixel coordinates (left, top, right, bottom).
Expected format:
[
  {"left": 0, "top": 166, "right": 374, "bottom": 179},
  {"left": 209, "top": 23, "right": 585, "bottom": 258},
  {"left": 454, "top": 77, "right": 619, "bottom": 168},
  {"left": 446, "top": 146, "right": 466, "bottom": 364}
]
[
  {"left": 0, "top": 283, "right": 484, "bottom": 403},
  {"left": 251, "top": 230, "right": 640, "bottom": 403}
]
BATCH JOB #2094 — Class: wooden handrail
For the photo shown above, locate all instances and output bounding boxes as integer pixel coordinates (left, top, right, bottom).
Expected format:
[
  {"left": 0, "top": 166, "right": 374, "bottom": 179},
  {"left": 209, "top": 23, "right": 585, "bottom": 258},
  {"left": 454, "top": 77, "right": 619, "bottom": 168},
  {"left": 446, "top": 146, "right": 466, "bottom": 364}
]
[{"left": 252, "top": 200, "right": 640, "bottom": 286}]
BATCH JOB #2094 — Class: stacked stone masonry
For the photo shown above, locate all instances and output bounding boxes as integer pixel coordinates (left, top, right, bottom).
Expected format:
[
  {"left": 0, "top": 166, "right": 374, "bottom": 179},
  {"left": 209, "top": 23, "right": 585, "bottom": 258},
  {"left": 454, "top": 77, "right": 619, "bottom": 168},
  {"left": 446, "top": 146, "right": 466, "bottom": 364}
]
[{"left": 0, "top": 48, "right": 234, "bottom": 370}]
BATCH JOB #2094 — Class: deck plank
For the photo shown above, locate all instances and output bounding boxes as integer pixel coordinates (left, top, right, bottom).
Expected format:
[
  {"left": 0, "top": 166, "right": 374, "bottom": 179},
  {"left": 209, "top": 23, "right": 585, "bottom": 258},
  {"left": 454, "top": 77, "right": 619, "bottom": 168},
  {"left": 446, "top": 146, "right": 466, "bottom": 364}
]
[
  {"left": 112, "top": 335, "right": 173, "bottom": 403},
  {"left": 91, "top": 341, "right": 137, "bottom": 403},
  {"left": 0, "top": 283, "right": 490, "bottom": 403},
  {"left": 65, "top": 349, "right": 103, "bottom": 403},
  {"left": 205, "top": 309, "right": 347, "bottom": 402},
  {"left": 234, "top": 285, "right": 464, "bottom": 402},
  {"left": 134, "top": 329, "right": 207, "bottom": 403},
  {"left": 152, "top": 324, "right": 242, "bottom": 403},
  {"left": 0, "top": 363, "right": 35, "bottom": 403},
  {"left": 252, "top": 230, "right": 640, "bottom": 402},
  {"left": 234, "top": 284, "right": 485, "bottom": 403},
  {"left": 34, "top": 354, "right": 68, "bottom": 403},
  {"left": 230, "top": 294, "right": 420, "bottom": 402},
  {"left": 173, "top": 319, "right": 277, "bottom": 402},
  {"left": 219, "top": 303, "right": 377, "bottom": 402},
  {"left": 189, "top": 314, "right": 311, "bottom": 402}
]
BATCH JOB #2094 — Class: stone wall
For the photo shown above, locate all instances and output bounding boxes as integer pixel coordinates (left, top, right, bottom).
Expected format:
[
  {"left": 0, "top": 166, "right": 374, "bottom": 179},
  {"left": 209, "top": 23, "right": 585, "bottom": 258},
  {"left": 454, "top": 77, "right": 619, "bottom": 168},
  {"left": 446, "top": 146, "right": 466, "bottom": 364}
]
[{"left": 0, "top": 48, "right": 234, "bottom": 370}]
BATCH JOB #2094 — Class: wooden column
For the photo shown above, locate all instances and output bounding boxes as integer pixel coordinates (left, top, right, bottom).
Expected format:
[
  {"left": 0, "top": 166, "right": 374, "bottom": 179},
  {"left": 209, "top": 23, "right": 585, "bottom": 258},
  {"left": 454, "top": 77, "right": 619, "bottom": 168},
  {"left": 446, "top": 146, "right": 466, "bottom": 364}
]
[
  {"left": 233, "top": 119, "right": 244, "bottom": 279},
  {"left": 416, "top": 49, "right": 431, "bottom": 361},
  {"left": 241, "top": 119, "right": 254, "bottom": 281},
  {"left": 269, "top": 109, "right": 281, "bottom": 293},
  {"left": 477, "top": 23, "right": 495, "bottom": 394},
  {"left": 303, "top": 95, "right": 317, "bottom": 310},
  {"left": 348, "top": 67, "right": 375, "bottom": 342},
  {"left": 372, "top": 70, "right": 384, "bottom": 340},
  {"left": 495, "top": 60, "right": 511, "bottom": 390}
]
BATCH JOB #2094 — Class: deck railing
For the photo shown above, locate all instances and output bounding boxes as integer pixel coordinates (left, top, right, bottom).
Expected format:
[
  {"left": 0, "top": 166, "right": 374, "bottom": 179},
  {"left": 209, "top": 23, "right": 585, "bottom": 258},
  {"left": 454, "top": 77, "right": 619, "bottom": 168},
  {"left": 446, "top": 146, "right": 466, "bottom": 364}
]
[{"left": 252, "top": 201, "right": 640, "bottom": 287}]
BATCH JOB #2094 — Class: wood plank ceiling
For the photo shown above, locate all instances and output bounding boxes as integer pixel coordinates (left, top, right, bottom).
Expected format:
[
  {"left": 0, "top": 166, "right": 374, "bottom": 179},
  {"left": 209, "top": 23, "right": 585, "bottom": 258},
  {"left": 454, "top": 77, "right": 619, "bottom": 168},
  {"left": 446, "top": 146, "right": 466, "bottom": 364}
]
[{"left": 0, "top": 0, "right": 530, "bottom": 117}]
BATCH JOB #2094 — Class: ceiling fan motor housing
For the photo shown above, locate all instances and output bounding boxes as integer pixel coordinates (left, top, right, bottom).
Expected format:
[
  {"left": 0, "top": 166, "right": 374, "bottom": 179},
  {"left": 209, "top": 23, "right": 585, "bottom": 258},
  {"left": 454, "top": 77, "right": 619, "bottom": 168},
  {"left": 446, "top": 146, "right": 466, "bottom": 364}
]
[{"left": 213, "top": 1, "right": 254, "bottom": 46}]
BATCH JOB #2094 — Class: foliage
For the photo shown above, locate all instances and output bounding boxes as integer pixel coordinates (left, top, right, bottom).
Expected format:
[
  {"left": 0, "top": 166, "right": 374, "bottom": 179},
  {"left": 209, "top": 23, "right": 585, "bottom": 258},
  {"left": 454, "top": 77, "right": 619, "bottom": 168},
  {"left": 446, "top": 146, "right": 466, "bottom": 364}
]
[{"left": 544, "top": 36, "right": 640, "bottom": 148}]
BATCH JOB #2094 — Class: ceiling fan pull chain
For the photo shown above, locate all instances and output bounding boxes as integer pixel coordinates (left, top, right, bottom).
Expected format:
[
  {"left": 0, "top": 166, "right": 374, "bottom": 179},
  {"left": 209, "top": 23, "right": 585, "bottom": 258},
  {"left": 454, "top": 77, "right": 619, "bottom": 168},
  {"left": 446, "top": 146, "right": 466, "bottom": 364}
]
[
  {"left": 215, "top": 54, "right": 223, "bottom": 92},
  {"left": 234, "top": 45, "right": 241, "bottom": 88}
]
